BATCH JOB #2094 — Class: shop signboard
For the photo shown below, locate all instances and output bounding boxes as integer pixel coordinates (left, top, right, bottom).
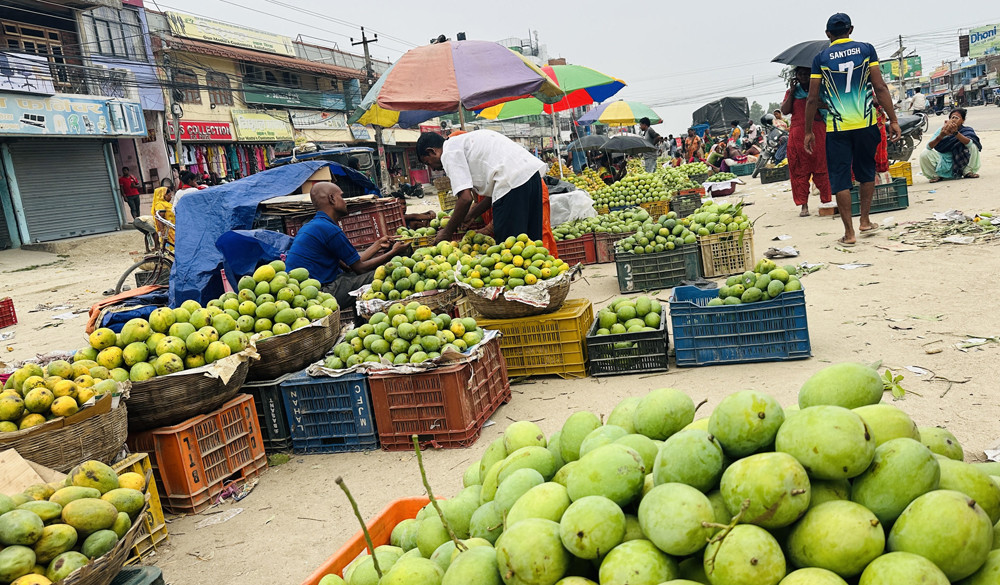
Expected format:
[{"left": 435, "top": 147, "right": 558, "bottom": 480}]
[
  {"left": 969, "top": 24, "right": 1000, "bottom": 58},
  {"left": 0, "top": 53, "right": 55, "bottom": 95},
  {"left": 167, "top": 120, "right": 234, "bottom": 141},
  {"left": 230, "top": 109, "right": 294, "bottom": 141},
  {"left": 242, "top": 84, "right": 347, "bottom": 110},
  {"left": 880, "top": 56, "right": 923, "bottom": 80},
  {"left": 165, "top": 11, "right": 295, "bottom": 56},
  {"left": 289, "top": 110, "right": 348, "bottom": 130},
  {"left": 0, "top": 92, "right": 145, "bottom": 136},
  {"left": 351, "top": 124, "right": 371, "bottom": 140}
]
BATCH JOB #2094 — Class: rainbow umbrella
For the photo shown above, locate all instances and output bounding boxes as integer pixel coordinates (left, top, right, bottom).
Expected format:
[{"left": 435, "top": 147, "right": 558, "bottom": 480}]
[
  {"left": 350, "top": 40, "right": 563, "bottom": 128},
  {"left": 476, "top": 64, "right": 625, "bottom": 120},
  {"left": 578, "top": 100, "right": 662, "bottom": 126}
]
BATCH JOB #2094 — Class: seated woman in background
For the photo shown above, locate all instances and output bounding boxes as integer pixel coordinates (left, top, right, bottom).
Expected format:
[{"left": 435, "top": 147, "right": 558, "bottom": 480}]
[
  {"left": 920, "top": 108, "right": 982, "bottom": 182},
  {"left": 706, "top": 140, "right": 728, "bottom": 171}
]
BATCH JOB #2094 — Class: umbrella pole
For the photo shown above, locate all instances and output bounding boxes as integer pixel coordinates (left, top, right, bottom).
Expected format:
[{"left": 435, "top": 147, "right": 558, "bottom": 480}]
[
  {"left": 552, "top": 111, "right": 563, "bottom": 179},
  {"left": 459, "top": 108, "right": 467, "bottom": 131}
]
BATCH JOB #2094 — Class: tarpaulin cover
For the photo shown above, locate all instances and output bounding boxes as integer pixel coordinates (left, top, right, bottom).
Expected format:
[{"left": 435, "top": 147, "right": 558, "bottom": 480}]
[
  {"left": 169, "top": 161, "right": 378, "bottom": 307},
  {"left": 216, "top": 229, "right": 294, "bottom": 290},
  {"left": 97, "top": 289, "right": 170, "bottom": 332},
  {"left": 692, "top": 97, "right": 750, "bottom": 135}
]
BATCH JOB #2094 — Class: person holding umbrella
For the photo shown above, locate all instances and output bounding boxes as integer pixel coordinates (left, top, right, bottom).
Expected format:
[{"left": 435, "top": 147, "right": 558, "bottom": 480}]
[
  {"left": 638, "top": 117, "right": 662, "bottom": 172},
  {"left": 782, "top": 66, "right": 833, "bottom": 217},
  {"left": 803, "top": 13, "right": 900, "bottom": 245},
  {"left": 417, "top": 130, "right": 557, "bottom": 253}
]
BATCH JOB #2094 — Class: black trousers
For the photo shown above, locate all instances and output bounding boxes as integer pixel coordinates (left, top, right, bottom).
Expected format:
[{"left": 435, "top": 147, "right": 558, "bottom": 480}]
[
  {"left": 124, "top": 196, "right": 141, "bottom": 220},
  {"left": 492, "top": 173, "right": 543, "bottom": 241}
]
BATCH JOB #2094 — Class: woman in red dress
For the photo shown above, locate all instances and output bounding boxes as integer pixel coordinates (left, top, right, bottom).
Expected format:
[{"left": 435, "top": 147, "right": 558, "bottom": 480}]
[{"left": 782, "top": 67, "right": 833, "bottom": 217}]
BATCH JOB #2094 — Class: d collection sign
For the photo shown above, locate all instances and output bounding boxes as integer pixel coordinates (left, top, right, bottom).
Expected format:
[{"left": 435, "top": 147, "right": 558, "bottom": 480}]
[{"left": 167, "top": 120, "right": 234, "bottom": 142}]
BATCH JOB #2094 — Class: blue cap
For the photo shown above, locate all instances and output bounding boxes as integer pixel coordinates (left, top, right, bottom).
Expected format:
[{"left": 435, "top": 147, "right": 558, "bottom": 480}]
[{"left": 826, "top": 13, "right": 852, "bottom": 34}]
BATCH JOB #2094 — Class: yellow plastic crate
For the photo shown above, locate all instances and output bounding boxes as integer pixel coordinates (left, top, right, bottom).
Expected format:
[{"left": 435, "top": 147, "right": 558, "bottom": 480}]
[
  {"left": 889, "top": 161, "right": 913, "bottom": 186},
  {"left": 698, "top": 228, "right": 755, "bottom": 278},
  {"left": 114, "top": 452, "right": 168, "bottom": 564},
  {"left": 438, "top": 191, "right": 457, "bottom": 211},
  {"left": 400, "top": 234, "right": 435, "bottom": 249},
  {"left": 476, "top": 298, "right": 593, "bottom": 379},
  {"left": 639, "top": 199, "right": 670, "bottom": 218}
]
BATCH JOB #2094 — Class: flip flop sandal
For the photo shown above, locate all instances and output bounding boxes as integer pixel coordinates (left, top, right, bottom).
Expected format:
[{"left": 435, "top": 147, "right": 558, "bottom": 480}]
[
  {"left": 836, "top": 237, "right": 856, "bottom": 247},
  {"left": 860, "top": 224, "right": 881, "bottom": 236}
]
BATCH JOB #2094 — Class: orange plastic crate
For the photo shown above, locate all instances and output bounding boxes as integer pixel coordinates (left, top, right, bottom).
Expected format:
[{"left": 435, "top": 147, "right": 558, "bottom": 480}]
[
  {"left": 555, "top": 234, "right": 597, "bottom": 266},
  {"left": 300, "top": 497, "right": 430, "bottom": 585}
]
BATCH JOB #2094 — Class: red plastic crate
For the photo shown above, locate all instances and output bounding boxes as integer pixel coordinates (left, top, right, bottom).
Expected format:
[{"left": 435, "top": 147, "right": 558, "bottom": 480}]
[
  {"left": 556, "top": 234, "right": 597, "bottom": 266},
  {"left": 595, "top": 231, "right": 633, "bottom": 264},
  {"left": 283, "top": 214, "right": 313, "bottom": 238},
  {"left": 335, "top": 198, "right": 406, "bottom": 247},
  {"left": 126, "top": 394, "right": 267, "bottom": 514},
  {"left": 0, "top": 298, "right": 16, "bottom": 329},
  {"left": 368, "top": 336, "right": 511, "bottom": 451}
]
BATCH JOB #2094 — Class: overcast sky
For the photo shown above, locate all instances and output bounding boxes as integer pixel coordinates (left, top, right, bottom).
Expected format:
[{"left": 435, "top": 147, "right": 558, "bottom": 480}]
[{"left": 154, "top": 0, "right": 1000, "bottom": 132}]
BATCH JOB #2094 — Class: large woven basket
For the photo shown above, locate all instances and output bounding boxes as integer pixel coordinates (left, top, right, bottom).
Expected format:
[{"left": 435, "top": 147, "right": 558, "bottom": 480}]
[
  {"left": 126, "top": 357, "right": 251, "bottom": 432},
  {"left": 247, "top": 312, "right": 342, "bottom": 381},
  {"left": 64, "top": 498, "right": 150, "bottom": 585},
  {"left": 0, "top": 397, "right": 128, "bottom": 473},
  {"left": 463, "top": 278, "right": 571, "bottom": 319},
  {"left": 357, "top": 287, "right": 462, "bottom": 320}
]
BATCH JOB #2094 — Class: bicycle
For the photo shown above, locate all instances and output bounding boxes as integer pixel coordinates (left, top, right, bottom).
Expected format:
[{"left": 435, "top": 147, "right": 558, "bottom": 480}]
[{"left": 112, "top": 214, "right": 175, "bottom": 295}]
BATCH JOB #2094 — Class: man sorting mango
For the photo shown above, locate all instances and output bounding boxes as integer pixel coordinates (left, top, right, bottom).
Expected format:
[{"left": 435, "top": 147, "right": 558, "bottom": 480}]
[
  {"left": 416, "top": 130, "right": 557, "bottom": 253},
  {"left": 285, "top": 182, "right": 409, "bottom": 308}
]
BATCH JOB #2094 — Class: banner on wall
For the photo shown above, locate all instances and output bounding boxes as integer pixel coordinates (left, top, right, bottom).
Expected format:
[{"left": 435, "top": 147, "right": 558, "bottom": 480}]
[
  {"left": 0, "top": 92, "right": 145, "bottom": 136},
  {"left": 230, "top": 109, "right": 294, "bottom": 141},
  {"left": 165, "top": 11, "right": 295, "bottom": 56}
]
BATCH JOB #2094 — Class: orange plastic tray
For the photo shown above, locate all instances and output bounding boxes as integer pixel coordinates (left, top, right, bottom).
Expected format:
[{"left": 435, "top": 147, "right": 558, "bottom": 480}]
[{"left": 300, "top": 496, "right": 430, "bottom": 585}]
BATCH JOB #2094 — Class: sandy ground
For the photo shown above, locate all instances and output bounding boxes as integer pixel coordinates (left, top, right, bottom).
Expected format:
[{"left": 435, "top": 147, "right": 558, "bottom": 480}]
[{"left": 2, "top": 107, "right": 1000, "bottom": 584}]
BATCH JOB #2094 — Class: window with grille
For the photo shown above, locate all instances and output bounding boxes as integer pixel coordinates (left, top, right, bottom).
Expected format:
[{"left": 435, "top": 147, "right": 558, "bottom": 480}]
[
  {"left": 81, "top": 7, "right": 145, "bottom": 61},
  {"left": 174, "top": 70, "right": 200, "bottom": 104},
  {"left": 1, "top": 21, "right": 73, "bottom": 91},
  {"left": 207, "top": 72, "right": 232, "bottom": 106}
]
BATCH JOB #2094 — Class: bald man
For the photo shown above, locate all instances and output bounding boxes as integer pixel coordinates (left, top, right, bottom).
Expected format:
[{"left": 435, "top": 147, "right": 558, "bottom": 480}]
[{"left": 284, "top": 182, "right": 409, "bottom": 308}]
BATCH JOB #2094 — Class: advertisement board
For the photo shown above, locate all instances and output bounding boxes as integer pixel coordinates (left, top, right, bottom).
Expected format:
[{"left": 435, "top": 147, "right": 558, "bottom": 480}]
[
  {"left": 165, "top": 11, "right": 295, "bottom": 56},
  {"left": 0, "top": 93, "right": 145, "bottom": 137},
  {"left": 230, "top": 109, "right": 294, "bottom": 141},
  {"left": 969, "top": 25, "right": 1000, "bottom": 58}
]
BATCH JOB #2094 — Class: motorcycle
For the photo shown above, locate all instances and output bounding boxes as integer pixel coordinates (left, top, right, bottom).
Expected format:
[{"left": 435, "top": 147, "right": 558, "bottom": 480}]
[
  {"left": 389, "top": 182, "right": 424, "bottom": 200},
  {"left": 887, "top": 113, "right": 926, "bottom": 163},
  {"left": 751, "top": 114, "right": 789, "bottom": 179}
]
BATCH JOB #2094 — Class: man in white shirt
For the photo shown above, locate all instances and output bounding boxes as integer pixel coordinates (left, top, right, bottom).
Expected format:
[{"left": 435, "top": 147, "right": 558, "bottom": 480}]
[
  {"left": 417, "top": 130, "right": 552, "bottom": 246},
  {"left": 910, "top": 88, "right": 927, "bottom": 114}
]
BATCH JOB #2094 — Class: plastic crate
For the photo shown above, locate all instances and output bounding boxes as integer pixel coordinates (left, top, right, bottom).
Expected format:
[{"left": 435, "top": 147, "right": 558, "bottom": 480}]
[
  {"left": 760, "top": 165, "right": 790, "bottom": 184},
  {"left": 889, "top": 161, "right": 913, "bottom": 186},
  {"left": 337, "top": 209, "right": 381, "bottom": 246},
  {"left": 279, "top": 371, "right": 379, "bottom": 454},
  {"left": 639, "top": 199, "right": 670, "bottom": 218},
  {"left": 615, "top": 246, "right": 701, "bottom": 293},
  {"left": 586, "top": 312, "right": 669, "bottom": 377},
  {"left": 301, "top": 497, "right": 429, "bottom": 585},
  {"left": 339, "top": 304, "right": 358, "bottom": 328},
  {"left": 251, "top": 213, "right": 286, "bottom": 233},
  {"left": 369, "top": 336, "right": 511, "bottom": 450},
  {"left": 595, "top": 231, "right": 633, "bottom": 264},
  {"left": 556, "top": 234, "right": 597, "bottom": 266},
  {"left": 672, "top": 189, "right": 703, "bottom": 218},
  {"left": 728, "top": 163, "right": 755, "bottom": 177},
  {"left": 689, "top": 173, "right": 710, "bottom": 184},
  {"left": 126, "top": 395, "right": 267, "bottom": 514},
  {"left": 113, "top": 453, "right": 168, "bottom": 564},
  {"left": 438, "top": 190, "right": 456, "bottom": 211},
  {"left": 476, "top": 299, "right": 592, "bottom": 379},
  {"left": 698, "top": 228, "right": 754, "bottom": 278},
  {"left": 243, "top": 374, "right": 294, "bottom": 452},
  {"left": 670, "top": 285, "right": 811, "bottom": 366},
  {"left": 111, "top": 567, "right": 164, "bottom": 585},
  {"left": 401, "top": 234, "right": 435, "bottom": 249},
  {"left": 283, "top": 214, "right": 314, "bottom": 238},
  {"left": 849, "top": 178, "right": 909, "bottom": 216},
  {"left": 378, "top": 198, "right": 406, "bottom": 236}
]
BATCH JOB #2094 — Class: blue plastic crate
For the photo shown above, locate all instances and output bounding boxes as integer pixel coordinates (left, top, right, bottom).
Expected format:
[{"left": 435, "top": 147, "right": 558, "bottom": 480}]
[
  {"left": 669, "top": 285, "right": 811, "bottom": 367},
  {"left": 279, "top": 371, "right": 378, "bottom": 454}
]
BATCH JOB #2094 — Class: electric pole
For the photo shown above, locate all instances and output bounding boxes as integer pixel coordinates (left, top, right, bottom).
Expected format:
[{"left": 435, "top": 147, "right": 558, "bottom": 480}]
[
  {"left": 159, "top": 33, "right": 183, "bottom": 173},
  {"left": 898, "top": 35, "right": 905, "bottom": 95},
  {"left": 352, "top": 27, "right": 389, "bottom": 192}
]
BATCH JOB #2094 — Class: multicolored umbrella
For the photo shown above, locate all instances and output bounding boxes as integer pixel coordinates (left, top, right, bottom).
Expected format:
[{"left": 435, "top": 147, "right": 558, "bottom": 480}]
[
  {"left": 476, "top": 64, "right": 625, "bottom": 120},
  {"left": 350, "top": 40, "right": 563, "bottom": 128},
  {"left": 578, "top": 100, "right": 662, "bottom": 127}
]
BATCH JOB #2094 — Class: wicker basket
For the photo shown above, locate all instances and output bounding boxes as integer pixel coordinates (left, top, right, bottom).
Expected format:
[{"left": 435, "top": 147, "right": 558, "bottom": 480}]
[
  {"left": 248, "top": 313, "right": 342, "bottom": 381},
  {"left": 0, "top": 396, "right": 128, "bottom": 473},
  {"left": 126, "top": 356, "right": 251, "bottom": 432},
  {"left": 63, "top": 499, "right": 150, "bottom": 585},
  {"left": 462, "top": 278, "right": 571, "bottom": 319},
  {"left": 357, "top": 287, "right": 462, "bottom": 320}
]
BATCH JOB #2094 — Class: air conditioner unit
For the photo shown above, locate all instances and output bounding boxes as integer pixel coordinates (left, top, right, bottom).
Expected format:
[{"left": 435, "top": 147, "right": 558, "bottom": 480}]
[{"left": 90, "top": 65, "right": 139, "bottom": 102}]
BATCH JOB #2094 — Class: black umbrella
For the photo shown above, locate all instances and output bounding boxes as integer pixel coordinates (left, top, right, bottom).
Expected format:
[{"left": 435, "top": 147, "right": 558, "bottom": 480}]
[
  {"left": 772, "top": 40, "right": 830, "bottom": 68},
  {"left": 567, "top": 134, "right": 607, "bottom": 152},
  {"left": 602, "top": 134, "right": 657, "bottom": 154}
]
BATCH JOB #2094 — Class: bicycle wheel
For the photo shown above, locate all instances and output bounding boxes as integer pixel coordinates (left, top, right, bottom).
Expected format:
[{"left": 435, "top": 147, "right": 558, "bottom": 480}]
[{"left": 114, "top": 255, "right": 172, "bottom": 295}]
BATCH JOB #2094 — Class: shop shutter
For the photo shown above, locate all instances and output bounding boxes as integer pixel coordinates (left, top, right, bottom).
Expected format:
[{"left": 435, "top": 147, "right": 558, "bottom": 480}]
[
  {"left": 0, "top": 209, "right": 11, "bottom": 250},
  {"left": 9, "top": 139, "right": 120, "bottom": 242}
]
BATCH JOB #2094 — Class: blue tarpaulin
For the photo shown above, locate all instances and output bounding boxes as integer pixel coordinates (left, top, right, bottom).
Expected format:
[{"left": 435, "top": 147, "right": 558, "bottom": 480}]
[
  {"left": 169, "top": 161, "right": 378, "bottom": 307},
  {"left": 216, "top": 230, "right": 295, "bottom": 289},
  {"left": 99, "top": 289, "right": 170, "bottom": 332}
]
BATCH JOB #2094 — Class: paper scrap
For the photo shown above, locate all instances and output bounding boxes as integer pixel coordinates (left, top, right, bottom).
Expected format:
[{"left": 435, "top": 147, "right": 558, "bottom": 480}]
[
  {"left": 196, "top": 508, "right": 243, "bottom": 529},
  {"left": 764, "top": 246, "right": 799, "bottom": 259},
  {"left": 905, "top": 366, "right": 930, "bottom": 376},
  {"left": 0, "top": 332, "right": 13, "bottom": 341},
  {"left": 772, "top": 235, "right": 792, "bottom": 241},
  {"left": 875, "top": 243, "right": 920, "bottom": 252},
  {"left": 51, "top": 312, "right": 77, "bottom": 321},
  {"left": 836, "top": 263, "right": 872, "bottom": 270},
  {"left": 942, "top": 235, "right": 975, "bottom": 245}
]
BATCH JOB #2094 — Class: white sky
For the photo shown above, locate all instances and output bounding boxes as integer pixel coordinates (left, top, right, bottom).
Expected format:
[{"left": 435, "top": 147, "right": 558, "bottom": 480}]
[{"left": 150, "top": 0, "right": 1000, "bottom": 132}]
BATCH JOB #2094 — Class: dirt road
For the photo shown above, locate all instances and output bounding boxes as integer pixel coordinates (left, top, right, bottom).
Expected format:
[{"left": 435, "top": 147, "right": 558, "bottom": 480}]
[{"left": 2, "top": 107, "right": 999, "bottom": 585}]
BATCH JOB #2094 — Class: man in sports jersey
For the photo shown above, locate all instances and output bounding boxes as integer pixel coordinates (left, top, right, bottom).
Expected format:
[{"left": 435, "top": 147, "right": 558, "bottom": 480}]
[{"left": 804, "top": 13, "right": 901, "bottom": 245}]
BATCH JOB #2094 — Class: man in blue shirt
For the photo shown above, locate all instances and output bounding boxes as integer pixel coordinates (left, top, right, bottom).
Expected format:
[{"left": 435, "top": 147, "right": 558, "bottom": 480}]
[
  {"left": 804, "top": 13, "right": 901, "bottom": 246},
  {"left": 285, "top": 182, "right": 409, "bottom": 308}
]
